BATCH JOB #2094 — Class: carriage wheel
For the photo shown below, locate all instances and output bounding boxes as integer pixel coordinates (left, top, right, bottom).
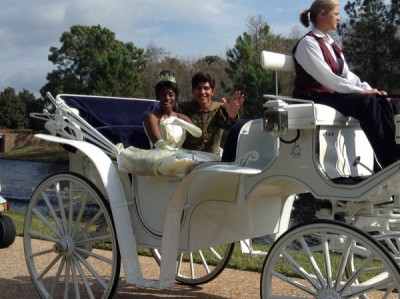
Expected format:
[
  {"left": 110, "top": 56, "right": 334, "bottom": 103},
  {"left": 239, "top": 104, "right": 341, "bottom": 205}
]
[
  {"left": 351, "top": 199, "right": 400, "bottom": 267},
  {"left": 23, "top": 172, "right": 120, "bottom": 299},
  {"left": 374, "top": 232, "right": 400, "bottom": 265},
  {"left": 260, "top": 219, "right": 400, "bottom": 299},
  {"left": 151, "top": 243, "right": 234, "bottom": 285}
]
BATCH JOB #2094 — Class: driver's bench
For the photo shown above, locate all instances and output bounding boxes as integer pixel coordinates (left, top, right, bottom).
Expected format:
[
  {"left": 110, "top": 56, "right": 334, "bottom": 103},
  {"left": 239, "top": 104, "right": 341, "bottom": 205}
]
[{"left": 260, "top": 50, "right": 375, "bottom": 180}]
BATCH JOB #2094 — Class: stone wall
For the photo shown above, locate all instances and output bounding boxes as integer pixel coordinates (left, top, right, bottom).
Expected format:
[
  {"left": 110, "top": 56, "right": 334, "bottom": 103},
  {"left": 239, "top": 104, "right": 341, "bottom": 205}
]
[{"left": 0, "top": 129, "right": 38, "bottom": 152}]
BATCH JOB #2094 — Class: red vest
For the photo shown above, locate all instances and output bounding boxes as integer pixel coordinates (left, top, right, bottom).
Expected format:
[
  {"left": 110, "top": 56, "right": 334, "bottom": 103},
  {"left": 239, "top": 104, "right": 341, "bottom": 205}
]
[{"left": 292, "top": 32, "right": 343, "bottom": 98}]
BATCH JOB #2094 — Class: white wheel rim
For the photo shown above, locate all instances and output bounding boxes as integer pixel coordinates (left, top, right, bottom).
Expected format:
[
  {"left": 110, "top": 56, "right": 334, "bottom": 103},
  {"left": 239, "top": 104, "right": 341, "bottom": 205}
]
[
  {"left": 261, "top": 220, "right": 400, "bottom": 299},
  {"left": 23, "top": 173, "right": 120, "bottom": 299}
]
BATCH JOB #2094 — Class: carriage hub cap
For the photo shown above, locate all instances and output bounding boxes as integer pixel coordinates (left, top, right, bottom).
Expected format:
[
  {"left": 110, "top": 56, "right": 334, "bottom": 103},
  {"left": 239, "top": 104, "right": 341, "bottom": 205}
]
[
  {"left": 53, "top": 237, "right": 75, "bottom": 256},
  {"left": 318, "top": 290, "right": 341, "bottom": 299}
]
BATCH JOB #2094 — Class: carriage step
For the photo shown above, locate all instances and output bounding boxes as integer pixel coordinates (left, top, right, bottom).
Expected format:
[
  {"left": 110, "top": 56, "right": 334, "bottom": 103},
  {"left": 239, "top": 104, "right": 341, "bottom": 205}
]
[{"left": 125, "top": 277, "right": 176, "bottom": 289}]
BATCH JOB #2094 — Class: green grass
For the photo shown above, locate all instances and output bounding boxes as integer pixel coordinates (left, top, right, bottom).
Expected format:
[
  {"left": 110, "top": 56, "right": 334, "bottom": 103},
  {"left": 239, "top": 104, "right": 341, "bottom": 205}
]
[
  {"left": 228, "top": 243, "right": 267, "bottom": 271},
  {"left": 7, "top": 210, "right": 24, "bottom": 235},
  {"left": 0, "top": 141, "right": 69, "bottom": 164}
]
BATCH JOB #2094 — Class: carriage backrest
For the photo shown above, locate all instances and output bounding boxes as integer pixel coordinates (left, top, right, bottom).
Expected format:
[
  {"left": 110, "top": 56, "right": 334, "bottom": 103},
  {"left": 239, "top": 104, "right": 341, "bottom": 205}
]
[
  {"left": 59, "top": 94, "right": 159, "bottom": 149},
  {"left": 260, "top": 51, "right": 295, "bottom": 72}
]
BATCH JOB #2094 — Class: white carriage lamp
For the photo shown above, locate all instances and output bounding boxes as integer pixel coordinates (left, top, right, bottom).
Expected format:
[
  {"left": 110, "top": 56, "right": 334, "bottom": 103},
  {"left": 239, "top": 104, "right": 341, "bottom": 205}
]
[{"left": 263, "top": 99, "right": 288, "bottom": 136}]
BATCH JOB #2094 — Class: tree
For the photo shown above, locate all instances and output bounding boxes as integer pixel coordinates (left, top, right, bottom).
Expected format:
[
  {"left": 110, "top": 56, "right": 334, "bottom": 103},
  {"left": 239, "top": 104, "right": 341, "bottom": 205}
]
[
  {"left": 19, "top": 89, "right": 45, "bottom": 130},
  {"left": 0, "top": 87, "right": 44, "bottom": 130},
  {"left": 340, "top": 0, "right": 400, "bottom": 92},
  {"left": 226, "top": 16, "right": 299, "bottom": 119},
  {"left": 141, "top": 43, "right": 171, "bottom": 99},
  {"left": 140, "top": 54, "right": 194, "bottom": 101},
  {"left": 226, "top": 32, "right": 275, "bottom": 119},
  {"left": 159, "top": 57, "right": 193, "bottom": 101},
  {"left": 247, "top": 16, "right": 298, "bottom": 97},
  {"left": 40, "top": 25, "right": 146, "bottom": 99},
  {"left": 0, "top": 88, "right": 27, "bottom": 129},
  {"left": 140, "top": 51, "right": 232, "bottom": 104}
]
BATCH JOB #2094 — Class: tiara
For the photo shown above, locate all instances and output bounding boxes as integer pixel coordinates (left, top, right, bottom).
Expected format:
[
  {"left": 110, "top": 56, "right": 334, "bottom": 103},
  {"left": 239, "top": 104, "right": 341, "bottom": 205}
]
[{"left": 157, "top": 73, "right": 176, "bottom": 84}]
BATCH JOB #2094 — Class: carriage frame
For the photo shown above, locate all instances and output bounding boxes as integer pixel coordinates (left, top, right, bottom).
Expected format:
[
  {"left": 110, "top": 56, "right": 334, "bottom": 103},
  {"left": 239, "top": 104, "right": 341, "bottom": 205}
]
[{"left": 22, "top": 51, "right": 400, "bottom": 298}]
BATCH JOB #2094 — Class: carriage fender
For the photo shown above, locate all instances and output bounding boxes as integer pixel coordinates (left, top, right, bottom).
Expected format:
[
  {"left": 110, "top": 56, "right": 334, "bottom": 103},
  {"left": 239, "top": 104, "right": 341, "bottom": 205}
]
[
  {"left": 34, "top": 134, "right": 143, "bottom": 285},
  {"left": 158, "top": 164, "right": 263, "bottom": 287}
]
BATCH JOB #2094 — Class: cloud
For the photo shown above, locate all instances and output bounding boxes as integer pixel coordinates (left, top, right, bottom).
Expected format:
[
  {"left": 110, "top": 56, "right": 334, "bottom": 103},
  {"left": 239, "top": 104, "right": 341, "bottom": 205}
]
[{"left": 0, "top": 0, "right": 305, "bottom": 96}]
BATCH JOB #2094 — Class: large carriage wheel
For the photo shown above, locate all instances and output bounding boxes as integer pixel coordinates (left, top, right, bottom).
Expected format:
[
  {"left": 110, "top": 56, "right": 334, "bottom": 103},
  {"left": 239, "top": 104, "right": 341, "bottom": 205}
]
[
  {"left": 374, "top": 232, "right": 400, "bottom": 264},
  {"left": 352, "top": 199, "right": 400, "bottom": 266},
  {"left": 151, "top": 242, "right": 234, "bottom": 285},
  {"left": 23, "top": 172, "right": 120, "bottom": 299},
  {"left": 260, "top": 219, "right": 400, "bottom": 299}
]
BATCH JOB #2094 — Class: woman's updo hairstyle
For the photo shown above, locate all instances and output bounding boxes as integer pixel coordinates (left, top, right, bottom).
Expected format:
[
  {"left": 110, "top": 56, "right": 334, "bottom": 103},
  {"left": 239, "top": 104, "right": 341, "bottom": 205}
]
[
  {"left": 154, "top": 70, "right": 179, "bottom": 99},
  {"left": 299, "top": 0, "right": 339, "bottom": 28}
]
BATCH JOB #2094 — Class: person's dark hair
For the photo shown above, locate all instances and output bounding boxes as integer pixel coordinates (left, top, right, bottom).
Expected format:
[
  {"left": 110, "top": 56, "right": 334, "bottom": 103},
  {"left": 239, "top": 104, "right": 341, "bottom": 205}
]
[
  {"left": 155, "top": 70, "right": 179, "bottom": 99},
  {"left": 191, "top": 71, "right": 215, "bottom": 91},
  {"left": 300, "top": 0, "right": 339, "bottom": 28}
]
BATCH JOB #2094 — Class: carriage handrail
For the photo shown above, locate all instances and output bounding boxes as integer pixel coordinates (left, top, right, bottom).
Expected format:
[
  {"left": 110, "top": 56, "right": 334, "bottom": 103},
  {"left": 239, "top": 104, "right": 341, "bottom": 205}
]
[
  {"left": 263, "top": 94, "right": 318, "bottom": 124},
  {"left": 30, "top": 92, "right": 119, "bottom": 157}
]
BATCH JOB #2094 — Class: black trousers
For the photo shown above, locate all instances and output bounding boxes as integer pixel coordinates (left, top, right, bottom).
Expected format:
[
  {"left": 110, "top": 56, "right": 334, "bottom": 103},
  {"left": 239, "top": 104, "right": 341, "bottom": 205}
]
[{"left": 303, "top": 93, "right": 399, "bottom": 168}]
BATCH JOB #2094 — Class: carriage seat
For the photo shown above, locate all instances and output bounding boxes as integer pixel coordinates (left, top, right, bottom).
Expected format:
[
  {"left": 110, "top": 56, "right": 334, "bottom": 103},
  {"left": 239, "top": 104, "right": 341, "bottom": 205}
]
[
  {"left": 59, "top": 94, "right": 222, "bottom": 177},
  {"left": 59, "top": 94, "right": 159, "bottom": 149},
  {"left": 260, "top": 51, "right": 354, "bottom": 126},
  {"left": 283, "top": 102, "right": 359, "bottom": 128},
  {"left": 260, "top": 51, "right": 375, "bottom": 179}
]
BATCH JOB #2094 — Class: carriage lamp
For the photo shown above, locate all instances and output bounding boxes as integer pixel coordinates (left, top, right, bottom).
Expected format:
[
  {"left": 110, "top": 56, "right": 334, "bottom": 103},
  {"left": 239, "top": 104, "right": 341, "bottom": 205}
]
[{"left": 263, "top": 100, "right": 288, "bottom": 136}]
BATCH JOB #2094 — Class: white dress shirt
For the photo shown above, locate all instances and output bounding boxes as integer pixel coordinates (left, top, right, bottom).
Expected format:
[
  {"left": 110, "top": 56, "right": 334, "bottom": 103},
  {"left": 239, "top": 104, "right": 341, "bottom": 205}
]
[{"left": 294, "top": 28, "right": 371, "bottom": 94}]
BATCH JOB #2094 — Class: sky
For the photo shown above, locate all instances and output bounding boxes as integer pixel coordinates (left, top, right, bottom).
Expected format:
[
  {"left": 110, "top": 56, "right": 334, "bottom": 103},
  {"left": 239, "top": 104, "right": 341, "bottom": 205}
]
[{"left": 0, "top": 0, "right": 347, "bottom": 97}]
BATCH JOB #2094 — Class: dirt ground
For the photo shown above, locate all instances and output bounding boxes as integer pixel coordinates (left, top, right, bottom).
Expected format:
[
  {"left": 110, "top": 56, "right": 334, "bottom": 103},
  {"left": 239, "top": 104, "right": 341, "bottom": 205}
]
[
  {"left": 2, "top": 237, "right": 394, "bottom": 298},
  {"left": 0, "top": 237, "right": 263, "bottom": 299}
]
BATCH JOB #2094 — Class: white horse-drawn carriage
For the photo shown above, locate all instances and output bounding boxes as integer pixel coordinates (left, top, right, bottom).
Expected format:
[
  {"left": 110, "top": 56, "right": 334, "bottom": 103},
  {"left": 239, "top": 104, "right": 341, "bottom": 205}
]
[{"left": 22, "top": 51, "right": 400, "bottom": 298}]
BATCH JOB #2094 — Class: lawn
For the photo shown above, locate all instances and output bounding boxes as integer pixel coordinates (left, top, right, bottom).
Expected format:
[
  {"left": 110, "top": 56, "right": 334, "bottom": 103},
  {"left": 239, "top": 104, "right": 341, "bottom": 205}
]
[{"left": 0, "top": 140, "right": 69, "bottom": 164}]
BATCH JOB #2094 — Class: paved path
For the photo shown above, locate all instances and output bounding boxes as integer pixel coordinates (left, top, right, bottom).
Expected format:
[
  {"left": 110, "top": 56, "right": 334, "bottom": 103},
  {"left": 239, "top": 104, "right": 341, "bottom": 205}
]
[{"left": 0, "top": 237, "right": 263, "bottom": 298}]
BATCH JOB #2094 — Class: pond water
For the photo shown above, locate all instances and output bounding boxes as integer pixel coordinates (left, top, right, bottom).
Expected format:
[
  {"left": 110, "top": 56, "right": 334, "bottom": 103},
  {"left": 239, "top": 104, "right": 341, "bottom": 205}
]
[
  {"left": 0, "top": 159, "right": 317, "bottom": 229},
  {"left": 0, "top": 159, "right": 68, "bottom": 211}
]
